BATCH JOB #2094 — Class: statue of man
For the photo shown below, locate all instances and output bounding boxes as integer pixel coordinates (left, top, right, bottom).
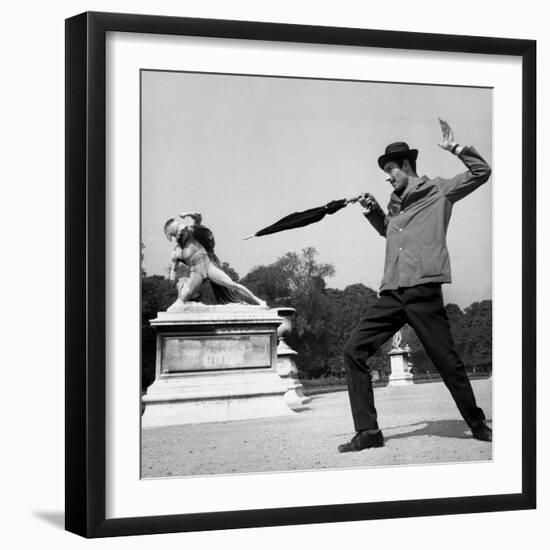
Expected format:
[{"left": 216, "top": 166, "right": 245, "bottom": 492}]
[
  {"left": 164, "top": 212, "right": 266, "bottom": 310},
  {"left": 392, "top": 330, "right": 402, "bottom": 349}
]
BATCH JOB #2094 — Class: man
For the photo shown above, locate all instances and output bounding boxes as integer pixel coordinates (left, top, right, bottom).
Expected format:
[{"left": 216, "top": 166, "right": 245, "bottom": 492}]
[
  {"left": 164, "top": 211, "right": 266, "bottom": 310},
  {"left": 338, "top": 118, "right": 492, "bottom": 453}
]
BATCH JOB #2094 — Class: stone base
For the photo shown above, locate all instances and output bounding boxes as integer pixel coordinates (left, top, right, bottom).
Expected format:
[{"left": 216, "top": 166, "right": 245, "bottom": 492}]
[
  {"left": 143, "top": 396, "right": 294, "bottom": 427},
  {"left": 388, "top": 348, "right": 414, "bottom": 387},
  {"left": 142, "top": 370, "right": 293, "bottom": 427},
  {"left": 388, "top": 373, "right": 414, "bottom": 387}
]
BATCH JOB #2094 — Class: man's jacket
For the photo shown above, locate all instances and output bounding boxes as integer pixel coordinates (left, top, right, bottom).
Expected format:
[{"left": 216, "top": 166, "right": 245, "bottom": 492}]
[{"left": 365, "top": 146, "right": 492, "bottom": 291}]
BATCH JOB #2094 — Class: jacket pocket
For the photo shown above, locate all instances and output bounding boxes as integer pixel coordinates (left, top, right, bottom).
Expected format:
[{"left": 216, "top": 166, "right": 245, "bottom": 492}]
[{"left": 417, "top": 243, "right": 446, "bottom": 278}]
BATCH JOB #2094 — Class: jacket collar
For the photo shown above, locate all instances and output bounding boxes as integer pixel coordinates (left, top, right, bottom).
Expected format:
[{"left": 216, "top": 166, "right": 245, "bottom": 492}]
[{"left": 390, "top": 175, "right": 429, "bottom": 206}]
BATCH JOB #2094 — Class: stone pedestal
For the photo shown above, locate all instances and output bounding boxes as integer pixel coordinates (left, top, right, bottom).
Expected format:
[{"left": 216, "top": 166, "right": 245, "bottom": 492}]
[
  {"left": 275, "top": 307, "right": 311, "bottom": 411},
  {"left": 142, "top": 304, "right": 293, "bottom": 428},
  {"left": 388, "top": 347, "right": 414, "bottom": 387}
]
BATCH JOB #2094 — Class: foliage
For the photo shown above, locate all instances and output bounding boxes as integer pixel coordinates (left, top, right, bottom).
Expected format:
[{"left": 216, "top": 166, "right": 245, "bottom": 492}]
[
  {"left": 141, "top": 275, "right": 177, "bottom": 390},
  {"left": 141, "top": 245, "right": 492, "bottom": 387},
  {"left": 322, "top": 284, "right": 380, "bottom": 378},
  {"left": 242, "top": 247, "right": 336, "bottom": 378},
  {"left": 400, "top": 301, "right": 492, "bottom": 376},
  {"left": 461, "top": 300, "right": 493, "bottom": 373},
  {"left": 241, "top": 247, "right": 334, "bottom": 307}
]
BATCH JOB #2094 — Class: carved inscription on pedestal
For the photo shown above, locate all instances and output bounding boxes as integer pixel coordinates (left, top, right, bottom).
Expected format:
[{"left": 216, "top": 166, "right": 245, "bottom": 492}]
[{"left": 161, "top": 334, "right": 271, "bottom": 372}]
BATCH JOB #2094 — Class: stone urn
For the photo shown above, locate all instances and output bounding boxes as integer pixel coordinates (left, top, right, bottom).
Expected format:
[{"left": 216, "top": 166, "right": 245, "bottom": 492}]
[
  {"left": 276, "top": 307, "right": 296, "bottom": 354},
  {"left": 275, "top": 307, "right": 310, "bottom": 410}
]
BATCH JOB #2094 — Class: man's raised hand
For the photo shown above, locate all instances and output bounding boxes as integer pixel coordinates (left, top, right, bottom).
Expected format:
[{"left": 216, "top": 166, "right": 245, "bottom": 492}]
[{"left": 437, "top": 118, "right": 457, "bottom": 151}]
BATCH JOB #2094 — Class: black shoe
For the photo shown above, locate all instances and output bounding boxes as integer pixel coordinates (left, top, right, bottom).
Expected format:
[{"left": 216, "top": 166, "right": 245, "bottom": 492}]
[
  {"left": 338, "top": 430, "right": 384, "bottom": 453},
  {"left": 472, "top": 422, "right": 492, "bottom": 442}
]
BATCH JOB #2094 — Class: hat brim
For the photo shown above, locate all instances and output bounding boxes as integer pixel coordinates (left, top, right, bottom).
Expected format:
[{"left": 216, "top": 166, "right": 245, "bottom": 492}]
[{"left": 378, "top": 149, "right": 418, "bottom": 170}]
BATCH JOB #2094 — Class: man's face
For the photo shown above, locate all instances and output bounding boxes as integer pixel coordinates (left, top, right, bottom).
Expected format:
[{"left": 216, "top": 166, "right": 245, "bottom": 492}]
[{"left": 383, "top": 160, "right": 409, "bottom": 194}]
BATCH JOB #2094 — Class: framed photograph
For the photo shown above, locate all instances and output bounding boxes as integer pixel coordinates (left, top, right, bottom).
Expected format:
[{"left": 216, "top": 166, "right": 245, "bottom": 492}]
[{"left": 65, "top": 11, "right": 536, "bottom": 538}]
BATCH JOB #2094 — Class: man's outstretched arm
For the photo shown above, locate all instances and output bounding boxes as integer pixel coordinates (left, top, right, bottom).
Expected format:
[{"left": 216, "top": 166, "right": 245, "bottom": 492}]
[
  {"left": 359, "top": 193, "right": 389, "bottom": 237},
  {"left": 437, "top": 118, "right": 492, "bottom": 203}
]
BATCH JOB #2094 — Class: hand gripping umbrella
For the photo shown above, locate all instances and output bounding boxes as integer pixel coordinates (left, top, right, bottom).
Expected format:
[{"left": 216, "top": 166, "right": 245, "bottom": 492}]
[{"left": 244, "top": 195, "right": 365, "bottom": 240}]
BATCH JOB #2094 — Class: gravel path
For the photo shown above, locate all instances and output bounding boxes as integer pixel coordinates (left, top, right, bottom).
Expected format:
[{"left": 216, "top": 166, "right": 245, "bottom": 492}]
[{"left": 141, "top": 378, "right": 492, "bottom": 478}]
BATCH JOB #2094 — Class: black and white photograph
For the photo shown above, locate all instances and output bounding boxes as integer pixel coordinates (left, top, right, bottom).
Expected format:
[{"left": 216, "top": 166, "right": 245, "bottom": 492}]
[
  {"left": 1, "top": 1, "right": 540, "bottom": 545},
  {"left": 140, "top": 70, "right": 493, "bottom": 478}
]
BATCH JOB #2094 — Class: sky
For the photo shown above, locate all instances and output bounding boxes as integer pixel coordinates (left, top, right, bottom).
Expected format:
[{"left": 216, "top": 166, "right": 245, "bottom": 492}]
[{"left": 141, "top": 71, "right": 492, "bottom": 309}]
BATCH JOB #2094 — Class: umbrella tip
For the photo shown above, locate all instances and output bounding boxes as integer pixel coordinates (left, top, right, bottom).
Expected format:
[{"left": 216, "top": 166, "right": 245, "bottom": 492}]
[{"left": 243, "top": 235, "right": 255, "bottom": 241}]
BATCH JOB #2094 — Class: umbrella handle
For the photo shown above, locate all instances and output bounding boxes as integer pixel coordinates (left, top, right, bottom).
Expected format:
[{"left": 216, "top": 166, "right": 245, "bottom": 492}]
[{"left": 346, "top": 193, "right": 366, "bottom": 204}]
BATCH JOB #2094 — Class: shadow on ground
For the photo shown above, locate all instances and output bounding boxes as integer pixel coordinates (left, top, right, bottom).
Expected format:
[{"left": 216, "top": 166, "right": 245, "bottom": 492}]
[{"left": 383, "top": 419, "right": 492, "bottom": 442}]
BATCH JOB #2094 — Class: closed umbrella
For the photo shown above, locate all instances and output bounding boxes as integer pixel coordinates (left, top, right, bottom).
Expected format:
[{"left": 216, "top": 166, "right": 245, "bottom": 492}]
[{"left": 244, "top": 195, "right": 364, "bottom": 240}]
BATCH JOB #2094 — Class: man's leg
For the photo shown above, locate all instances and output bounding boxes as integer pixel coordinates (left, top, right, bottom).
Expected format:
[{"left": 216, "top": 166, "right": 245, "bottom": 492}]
[
  {"left": 343, "top": 290, "right": 405, "bottom": 432},
  {"left": 403, "top": 284, "right": 486, "bottom": 429}
]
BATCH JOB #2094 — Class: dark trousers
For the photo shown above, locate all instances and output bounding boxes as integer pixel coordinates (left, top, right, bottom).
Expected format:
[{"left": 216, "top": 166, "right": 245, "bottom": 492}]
[{"left": 343, "top": 283, "right": 486, "bottom": 432}]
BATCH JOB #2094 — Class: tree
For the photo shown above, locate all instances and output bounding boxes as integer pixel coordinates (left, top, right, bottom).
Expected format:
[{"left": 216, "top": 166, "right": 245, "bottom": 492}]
[
  {"left": 461, "top": 300, "right": 492, "bottom": 373},
  {"left": 141, "top": 275, "right": 177, "bottom": 390},
  {"left": 242, "top": 247, "right": 336, "bottom": 378},
  {"left": 445, "top": 302, "right": 466, "bottom": 355},
  {"left": 323, "top": 284, "right": 379, "bottom": 377},
  {"left": 396, "top": 301, "right": 492, "bottom": 376},
  {"left": 399, "top": 304, "right": 465, "bottom": 375},
  {"left": 242, "top": 247, "right": 334, "bottom": 308},
  {"left": 141, "top": 238, "right": 493, "bottom": 388}
]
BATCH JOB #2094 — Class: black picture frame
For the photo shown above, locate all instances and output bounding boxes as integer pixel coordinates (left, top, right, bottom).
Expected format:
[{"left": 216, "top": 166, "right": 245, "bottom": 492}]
[{"left": 65, "top": 11, "right": 536, "bottom": 538}]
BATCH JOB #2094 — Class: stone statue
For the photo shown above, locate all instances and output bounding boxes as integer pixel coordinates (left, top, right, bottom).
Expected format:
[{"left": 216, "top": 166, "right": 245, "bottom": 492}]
[
  {"left": 391, "top": 330, "right": 402, "bottom": 349},
  {"left": 164, "top": 212, "right": 267, "bottom": 311}
]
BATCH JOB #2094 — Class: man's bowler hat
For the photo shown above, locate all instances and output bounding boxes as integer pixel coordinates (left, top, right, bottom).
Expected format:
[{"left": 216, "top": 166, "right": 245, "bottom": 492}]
[{"left": 378, "top": 142, "right": 418, "bottom": 170}]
